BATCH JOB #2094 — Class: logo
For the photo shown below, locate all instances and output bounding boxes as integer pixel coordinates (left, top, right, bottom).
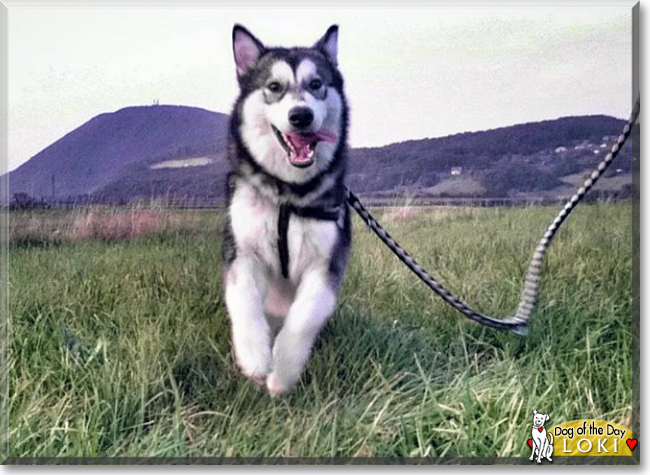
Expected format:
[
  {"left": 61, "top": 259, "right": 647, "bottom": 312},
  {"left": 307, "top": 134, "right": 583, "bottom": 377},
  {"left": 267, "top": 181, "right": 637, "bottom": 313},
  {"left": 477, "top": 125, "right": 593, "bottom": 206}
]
[
  {"left": 528, "top": 409, "right": 554, "bottom": 463},
  {"left": 525, "top": 410, "right": 636, "bottom": 460}
]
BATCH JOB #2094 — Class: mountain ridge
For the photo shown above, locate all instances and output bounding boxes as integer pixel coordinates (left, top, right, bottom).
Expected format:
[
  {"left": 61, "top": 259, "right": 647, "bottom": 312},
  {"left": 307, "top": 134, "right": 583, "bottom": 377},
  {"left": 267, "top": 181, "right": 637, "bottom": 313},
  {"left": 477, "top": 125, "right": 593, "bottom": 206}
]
[{"left": 6, "top": 105, "right": 634, "bottom": 204}]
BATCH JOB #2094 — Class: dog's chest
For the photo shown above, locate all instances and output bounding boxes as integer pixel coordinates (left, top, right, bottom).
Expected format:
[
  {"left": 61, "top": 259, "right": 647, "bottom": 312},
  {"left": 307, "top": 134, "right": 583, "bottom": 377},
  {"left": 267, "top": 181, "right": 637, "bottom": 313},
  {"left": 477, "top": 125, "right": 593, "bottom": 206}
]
[{"left": 229, "top": 183, "right": 338, "bottom": 278}]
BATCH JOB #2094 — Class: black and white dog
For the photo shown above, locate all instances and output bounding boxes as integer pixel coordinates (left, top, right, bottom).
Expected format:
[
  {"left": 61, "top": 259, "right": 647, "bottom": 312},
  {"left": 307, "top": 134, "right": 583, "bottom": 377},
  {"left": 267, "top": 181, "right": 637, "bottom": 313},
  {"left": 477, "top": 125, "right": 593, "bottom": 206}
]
[{"left": 222, "top": 25, "right": 351, "bottom": 396}]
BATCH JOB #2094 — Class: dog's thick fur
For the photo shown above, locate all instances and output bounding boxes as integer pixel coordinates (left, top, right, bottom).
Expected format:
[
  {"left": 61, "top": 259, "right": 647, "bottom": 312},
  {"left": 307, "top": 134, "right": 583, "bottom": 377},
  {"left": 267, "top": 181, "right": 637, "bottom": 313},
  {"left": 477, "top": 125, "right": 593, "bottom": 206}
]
[
  {"left": 529, "top": 409, "right": 554, "bottom": 463},
  {"left": 222, "top": 25, "right": 351, "bottom": 396}
]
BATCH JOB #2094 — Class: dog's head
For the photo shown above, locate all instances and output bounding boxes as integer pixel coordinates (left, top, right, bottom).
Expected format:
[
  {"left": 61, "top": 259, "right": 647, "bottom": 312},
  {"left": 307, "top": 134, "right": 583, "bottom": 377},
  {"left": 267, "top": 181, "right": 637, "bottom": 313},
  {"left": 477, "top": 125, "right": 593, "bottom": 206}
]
[
  {"left": 532, "top": 409, "right": 550, "bottom": 429},
  {"left": 231, "top": 24, "right": 346, "bottom": 183}
]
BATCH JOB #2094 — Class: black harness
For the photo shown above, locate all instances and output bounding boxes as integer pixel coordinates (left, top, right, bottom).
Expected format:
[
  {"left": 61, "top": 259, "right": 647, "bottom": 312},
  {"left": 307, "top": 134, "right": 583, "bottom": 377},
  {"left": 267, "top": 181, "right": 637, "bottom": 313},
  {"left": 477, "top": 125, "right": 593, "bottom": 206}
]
[{"left": 277, "top": 203, "right": 341, "bottom": 279}]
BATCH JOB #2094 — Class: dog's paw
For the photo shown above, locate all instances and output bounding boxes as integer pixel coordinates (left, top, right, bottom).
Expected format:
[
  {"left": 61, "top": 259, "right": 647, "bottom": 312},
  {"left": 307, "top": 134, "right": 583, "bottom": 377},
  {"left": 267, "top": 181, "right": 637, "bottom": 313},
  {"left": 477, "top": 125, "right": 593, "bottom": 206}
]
[
  {"left": 237, "top": 362, "right": 270, "bottom": 387},
  {"left": 248, "top": 373, "right": 267, "bottom": 387},
  {"left": 266, "top": 372, "right": 291, "bottom": 397},
  {"left": 235, "top": 348, "right": 271, "bottom": 383}
]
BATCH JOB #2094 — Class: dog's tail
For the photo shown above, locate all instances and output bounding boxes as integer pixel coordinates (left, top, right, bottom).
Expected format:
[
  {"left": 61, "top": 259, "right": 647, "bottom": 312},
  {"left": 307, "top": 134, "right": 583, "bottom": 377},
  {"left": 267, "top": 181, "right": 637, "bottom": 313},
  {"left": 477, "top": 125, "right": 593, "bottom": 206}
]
[{"left": 548, "top": 433, "right": 554, "bottom": 445}]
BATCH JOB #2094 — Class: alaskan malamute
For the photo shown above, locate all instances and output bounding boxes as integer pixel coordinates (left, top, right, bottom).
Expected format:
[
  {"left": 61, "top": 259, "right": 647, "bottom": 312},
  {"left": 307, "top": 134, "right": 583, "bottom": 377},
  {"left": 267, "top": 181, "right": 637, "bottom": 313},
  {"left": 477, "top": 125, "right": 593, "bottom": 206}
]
[{"left": 222, "top": 25, "right": 351, "bottom": 396}]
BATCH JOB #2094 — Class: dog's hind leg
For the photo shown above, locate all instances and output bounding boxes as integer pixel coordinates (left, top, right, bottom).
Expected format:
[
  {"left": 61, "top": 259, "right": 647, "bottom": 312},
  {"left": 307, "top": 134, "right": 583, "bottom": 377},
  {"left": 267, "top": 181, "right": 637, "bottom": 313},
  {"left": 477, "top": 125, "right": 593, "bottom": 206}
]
[
  {"left": 546, "top": 434, "right": 554, "bottom": 461},
  {"left": 266, "top": 270, "right": 337, "bottom": 396},
  {"left": 225, "top": 256, "right": 272, "bottom": 383}
]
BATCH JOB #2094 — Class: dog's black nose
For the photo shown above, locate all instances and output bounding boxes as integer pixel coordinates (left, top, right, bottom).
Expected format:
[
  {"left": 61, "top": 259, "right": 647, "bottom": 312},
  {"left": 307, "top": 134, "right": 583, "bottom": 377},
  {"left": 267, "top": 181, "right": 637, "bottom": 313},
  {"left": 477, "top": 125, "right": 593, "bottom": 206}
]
[{"left": 288, "top": 107, "right": 314, "bottom": 129}]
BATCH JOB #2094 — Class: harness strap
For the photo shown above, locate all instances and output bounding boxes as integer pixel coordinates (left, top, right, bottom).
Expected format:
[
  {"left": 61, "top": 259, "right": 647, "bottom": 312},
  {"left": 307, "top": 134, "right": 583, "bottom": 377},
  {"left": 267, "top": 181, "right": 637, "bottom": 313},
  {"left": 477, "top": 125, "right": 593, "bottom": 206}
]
[
  {"left": 278, "top": 204, "right": 292, "bottom": 279},
  {"left": 277, "top": 203, "right": 341, "bottom": 279}
]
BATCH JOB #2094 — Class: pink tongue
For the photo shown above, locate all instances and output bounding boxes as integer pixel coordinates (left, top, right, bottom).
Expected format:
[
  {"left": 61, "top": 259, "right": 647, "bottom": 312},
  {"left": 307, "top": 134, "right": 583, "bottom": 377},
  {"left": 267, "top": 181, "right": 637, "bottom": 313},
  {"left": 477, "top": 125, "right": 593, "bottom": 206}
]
[{"left": 284, "top": 130, "right": 337, "bottom": 164}]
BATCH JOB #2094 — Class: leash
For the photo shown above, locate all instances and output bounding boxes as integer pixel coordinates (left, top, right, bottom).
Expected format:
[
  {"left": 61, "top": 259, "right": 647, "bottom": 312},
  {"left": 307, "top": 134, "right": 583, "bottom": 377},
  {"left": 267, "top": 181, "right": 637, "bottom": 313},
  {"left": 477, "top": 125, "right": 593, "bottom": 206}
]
[{"left": 346, "top": 97, "right": 640, "bottom": 336}]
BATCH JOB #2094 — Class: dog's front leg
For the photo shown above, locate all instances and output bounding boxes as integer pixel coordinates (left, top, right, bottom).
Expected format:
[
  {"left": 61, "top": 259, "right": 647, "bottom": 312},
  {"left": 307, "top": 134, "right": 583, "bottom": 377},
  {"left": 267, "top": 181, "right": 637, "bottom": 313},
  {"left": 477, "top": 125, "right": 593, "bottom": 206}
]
[
  {"left": 266, "top": 270, "right": 337, "bottom": 396},
  {"left": 536, "top": 439, "right": 545, "bottom": 464},
  {"left": 225, "top": 256, "right": 272, "bottom": 383},
  {"left": 529, "top": 439, "right": 536, "bottom": 461}
]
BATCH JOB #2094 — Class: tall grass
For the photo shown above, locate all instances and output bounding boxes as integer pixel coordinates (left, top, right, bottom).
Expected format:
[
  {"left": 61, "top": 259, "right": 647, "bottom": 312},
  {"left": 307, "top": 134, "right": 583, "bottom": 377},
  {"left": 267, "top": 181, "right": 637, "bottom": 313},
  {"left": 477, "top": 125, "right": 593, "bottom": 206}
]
[
  {"left": 4, "top": 203, "right": 633, "bottom": 459},
  {"left": 7, "top": 208, "right": 206, "bottom": 247}
]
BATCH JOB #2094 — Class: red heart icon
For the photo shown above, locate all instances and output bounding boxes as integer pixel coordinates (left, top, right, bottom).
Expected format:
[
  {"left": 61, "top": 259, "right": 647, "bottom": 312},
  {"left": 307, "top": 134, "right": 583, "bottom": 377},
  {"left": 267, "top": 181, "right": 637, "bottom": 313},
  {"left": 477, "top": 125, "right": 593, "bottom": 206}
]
[
  {"left": 528, "top": 439, "right": 533, "bottom": 448},
  {"left": 538, "top": 428, "right": 543, "bottom": 432},
  {"left": 626, "top": 439, "right": 637, "bottom": 451}
]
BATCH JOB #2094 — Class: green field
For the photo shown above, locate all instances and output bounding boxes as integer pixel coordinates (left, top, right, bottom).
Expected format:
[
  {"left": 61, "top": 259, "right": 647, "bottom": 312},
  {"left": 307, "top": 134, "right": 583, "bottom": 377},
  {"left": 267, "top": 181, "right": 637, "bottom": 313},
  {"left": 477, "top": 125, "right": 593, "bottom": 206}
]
[{"left": 4, "top": 203, "right": 634, "bottom": 459}]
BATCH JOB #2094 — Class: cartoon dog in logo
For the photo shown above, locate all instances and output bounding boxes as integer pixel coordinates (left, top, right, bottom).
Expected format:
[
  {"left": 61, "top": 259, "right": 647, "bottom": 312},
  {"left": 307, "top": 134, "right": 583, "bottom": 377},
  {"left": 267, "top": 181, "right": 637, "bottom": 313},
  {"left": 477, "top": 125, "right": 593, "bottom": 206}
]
[{"left": 529, "top": 409, "right": 554, "bottom": 463}]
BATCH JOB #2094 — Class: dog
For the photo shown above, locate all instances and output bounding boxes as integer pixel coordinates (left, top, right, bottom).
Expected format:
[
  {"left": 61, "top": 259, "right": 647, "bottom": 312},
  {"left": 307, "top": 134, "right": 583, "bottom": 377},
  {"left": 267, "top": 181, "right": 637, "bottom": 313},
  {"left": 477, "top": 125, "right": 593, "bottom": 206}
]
[
  {"left": 221, "top": 24, "right": 350, "bottom": 396},
  {"left": 529, "top": 409, "right": 554, "bottom": 463}
]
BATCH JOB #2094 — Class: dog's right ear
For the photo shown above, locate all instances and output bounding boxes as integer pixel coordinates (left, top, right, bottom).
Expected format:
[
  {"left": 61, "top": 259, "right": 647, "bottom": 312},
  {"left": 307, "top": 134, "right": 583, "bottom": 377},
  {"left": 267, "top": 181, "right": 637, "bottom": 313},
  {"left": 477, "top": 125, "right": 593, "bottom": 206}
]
[
  {"left": 233, "top": 25, "right": 265, "bottom": 78},
  {"left": 532, "top": 409, "right": 538, "bottom": 415}
]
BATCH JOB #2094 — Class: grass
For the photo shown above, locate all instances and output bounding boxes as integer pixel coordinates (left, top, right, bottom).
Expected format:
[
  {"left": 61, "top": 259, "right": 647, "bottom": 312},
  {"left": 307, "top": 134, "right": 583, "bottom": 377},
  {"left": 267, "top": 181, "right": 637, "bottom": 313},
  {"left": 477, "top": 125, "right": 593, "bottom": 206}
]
[{"left": 3, "top": 203, "right": 633, "bottom": 459}]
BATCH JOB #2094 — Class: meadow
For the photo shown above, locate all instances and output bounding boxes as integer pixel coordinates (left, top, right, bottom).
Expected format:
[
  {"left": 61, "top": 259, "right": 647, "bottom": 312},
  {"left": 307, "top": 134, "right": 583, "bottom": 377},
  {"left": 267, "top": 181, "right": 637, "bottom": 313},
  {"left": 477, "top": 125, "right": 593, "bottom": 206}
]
[{"left": 3, "top": 203, "right": 634, "bottom": 460}]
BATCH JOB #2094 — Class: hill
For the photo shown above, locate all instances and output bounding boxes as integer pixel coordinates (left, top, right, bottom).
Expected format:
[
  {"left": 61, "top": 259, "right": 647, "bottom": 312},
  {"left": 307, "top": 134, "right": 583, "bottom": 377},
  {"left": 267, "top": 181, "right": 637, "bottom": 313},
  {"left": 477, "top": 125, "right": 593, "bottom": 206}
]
[{"left": 7, "top": 105, "right": 229, "bottom": 199}]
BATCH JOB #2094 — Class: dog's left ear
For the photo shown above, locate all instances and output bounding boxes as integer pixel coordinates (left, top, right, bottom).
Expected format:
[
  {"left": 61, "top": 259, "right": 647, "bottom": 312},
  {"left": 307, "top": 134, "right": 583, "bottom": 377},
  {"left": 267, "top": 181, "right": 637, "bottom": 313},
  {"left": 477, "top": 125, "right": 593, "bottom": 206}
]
[
  {"left": 314, "top": 25, "right": 338, "bottom": 65},
  {"left": 545, "top": 414, "right": 550, "bottom": 421}
]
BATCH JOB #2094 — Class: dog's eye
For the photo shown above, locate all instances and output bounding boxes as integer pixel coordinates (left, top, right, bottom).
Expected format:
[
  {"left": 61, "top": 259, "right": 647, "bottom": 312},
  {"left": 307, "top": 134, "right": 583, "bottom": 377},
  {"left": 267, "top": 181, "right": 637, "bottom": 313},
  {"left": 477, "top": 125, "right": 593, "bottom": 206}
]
[
  {"left": 309, "top": 79, "right": 323, "bottom": 90},
  {"left": 267, "top": 82, "right": 283, "bottom": 93}
]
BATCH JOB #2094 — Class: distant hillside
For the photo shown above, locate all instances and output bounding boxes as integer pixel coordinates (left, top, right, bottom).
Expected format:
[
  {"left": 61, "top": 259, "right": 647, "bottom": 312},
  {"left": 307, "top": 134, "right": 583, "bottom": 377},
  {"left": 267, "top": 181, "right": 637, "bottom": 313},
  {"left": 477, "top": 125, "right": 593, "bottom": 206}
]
[
  {"left": 347, "top": 115, "right": 634, "bottom": 197},
  {"left": 8, "top": 105, "right": 229, "bottom": 198},
  {"left": 91, "top": 153, "right": 230, "bottom": 205},
  {"left": 6, "top": 107, "right": 635, "bottom": 205}
]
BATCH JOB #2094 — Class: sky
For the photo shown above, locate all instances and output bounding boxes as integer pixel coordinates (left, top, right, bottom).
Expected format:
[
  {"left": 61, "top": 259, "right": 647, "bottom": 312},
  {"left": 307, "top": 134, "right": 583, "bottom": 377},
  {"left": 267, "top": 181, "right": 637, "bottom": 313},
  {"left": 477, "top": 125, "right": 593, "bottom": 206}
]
[{"left": 6, "top": 2, "right": 635, "bottom": 172}]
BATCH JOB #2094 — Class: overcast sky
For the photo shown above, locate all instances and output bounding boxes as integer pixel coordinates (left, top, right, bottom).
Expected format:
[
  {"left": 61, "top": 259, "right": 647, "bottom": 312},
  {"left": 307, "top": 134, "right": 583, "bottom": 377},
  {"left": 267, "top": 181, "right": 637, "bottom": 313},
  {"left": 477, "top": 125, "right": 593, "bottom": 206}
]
[{"left": 7, "top": 2, "right": 634, "bottom": 172}]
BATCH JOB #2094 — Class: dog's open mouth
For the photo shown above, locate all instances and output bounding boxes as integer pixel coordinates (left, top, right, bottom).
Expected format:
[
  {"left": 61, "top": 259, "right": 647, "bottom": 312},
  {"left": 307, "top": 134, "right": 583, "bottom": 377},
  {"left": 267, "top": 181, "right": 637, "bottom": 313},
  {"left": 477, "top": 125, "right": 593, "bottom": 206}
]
[{"left": 271, "top": 125, "right": 337, "bottom": 168}]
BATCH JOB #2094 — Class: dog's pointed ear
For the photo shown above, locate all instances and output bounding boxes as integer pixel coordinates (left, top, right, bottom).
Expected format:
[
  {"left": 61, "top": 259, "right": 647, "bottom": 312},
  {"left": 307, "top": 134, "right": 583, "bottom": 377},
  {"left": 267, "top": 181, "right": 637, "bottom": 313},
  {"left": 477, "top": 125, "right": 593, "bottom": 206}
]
[
  {"left": 314, "top": 25, "right": 338, "bottom": 65},
  {"left": 545, "top": 414, "right": 550, "bottom": 421},
  {"left": 233, "top": 24, "right": 265, "bottom": 78},
  {"left": 532, "top": 409, "right": 538, "bottom": 415}
]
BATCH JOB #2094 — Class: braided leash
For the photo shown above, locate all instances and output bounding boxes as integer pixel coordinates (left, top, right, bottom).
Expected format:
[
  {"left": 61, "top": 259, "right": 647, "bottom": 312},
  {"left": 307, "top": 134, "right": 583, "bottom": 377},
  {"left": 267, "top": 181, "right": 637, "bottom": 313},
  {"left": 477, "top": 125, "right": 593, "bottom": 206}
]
[{"left": 346, "top": 98, "right": 640, "bottom": 336}]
